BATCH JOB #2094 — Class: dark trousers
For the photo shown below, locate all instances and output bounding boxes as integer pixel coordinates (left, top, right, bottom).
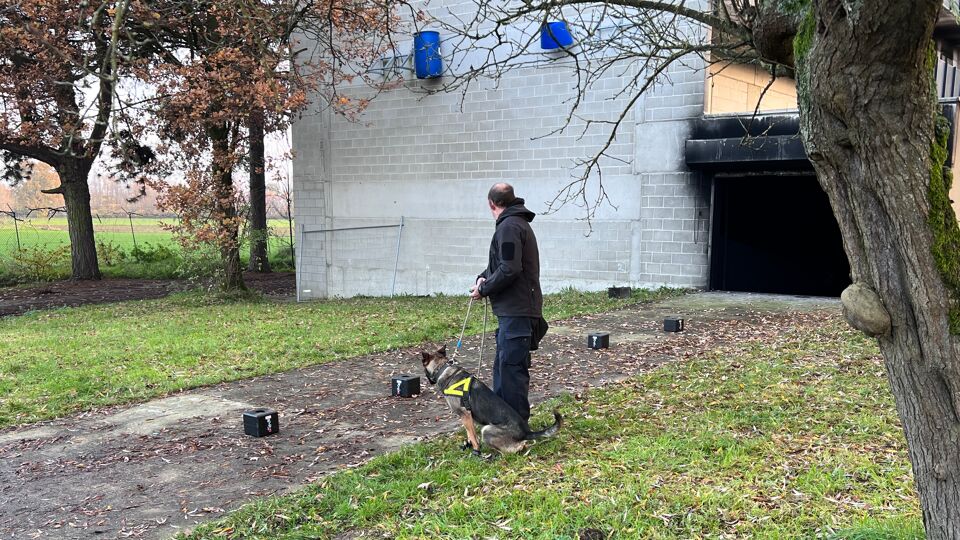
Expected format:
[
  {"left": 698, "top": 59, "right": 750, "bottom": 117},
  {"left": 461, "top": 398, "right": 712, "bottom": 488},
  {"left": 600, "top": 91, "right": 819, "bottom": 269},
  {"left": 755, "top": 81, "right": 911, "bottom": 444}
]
[{"left": 492, "top": 316, "right": 532, "bottom": 422}]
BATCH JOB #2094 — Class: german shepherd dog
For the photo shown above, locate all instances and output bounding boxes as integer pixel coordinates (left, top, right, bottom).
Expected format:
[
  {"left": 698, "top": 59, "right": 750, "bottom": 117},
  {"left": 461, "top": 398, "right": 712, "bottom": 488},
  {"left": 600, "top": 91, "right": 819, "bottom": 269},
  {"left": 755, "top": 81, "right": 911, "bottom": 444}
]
[{"left": 421, "top": 345, "right": 562, "bottom": 455}]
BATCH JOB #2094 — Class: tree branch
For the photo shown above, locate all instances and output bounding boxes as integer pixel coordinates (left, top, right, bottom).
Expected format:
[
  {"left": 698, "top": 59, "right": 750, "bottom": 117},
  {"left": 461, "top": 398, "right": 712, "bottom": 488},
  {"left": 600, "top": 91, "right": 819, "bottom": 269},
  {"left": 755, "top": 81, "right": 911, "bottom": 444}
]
[
  {"left": 507, "top": 0, "right": 751, "bottom": 41},
  {"left": 0, "top": 141, "right": 61, "bottom": 166},
  {"left": 89, "top": 0, "right": 132, "bottom": 153}
]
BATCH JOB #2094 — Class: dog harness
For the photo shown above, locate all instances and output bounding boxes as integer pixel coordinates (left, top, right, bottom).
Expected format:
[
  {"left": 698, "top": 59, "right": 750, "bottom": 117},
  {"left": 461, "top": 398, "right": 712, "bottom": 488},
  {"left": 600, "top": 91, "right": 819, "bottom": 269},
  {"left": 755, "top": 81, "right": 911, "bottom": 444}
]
[
  {"left": 443, "top": 376, "right": 472, "bottom": 397},
  {"left": 431, "top": 362, "right": 474, "bottom": 409},
  {"left": 443, "top": 375, "right": 473, "bottom": 409}
]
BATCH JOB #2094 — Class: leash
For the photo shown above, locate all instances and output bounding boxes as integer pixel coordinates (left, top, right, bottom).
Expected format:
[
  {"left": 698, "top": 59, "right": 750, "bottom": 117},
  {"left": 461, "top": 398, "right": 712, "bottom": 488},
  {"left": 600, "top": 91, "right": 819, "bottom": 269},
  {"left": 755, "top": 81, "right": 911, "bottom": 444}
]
[
  {"left": 477, "top": 298, "right": 488, "bottom": 376},
  {"left": 451, "top": 296, "right": 474, "bottom": 362},
  {"left": 451, "top": 296, "right": 490, "bottom": 380}
]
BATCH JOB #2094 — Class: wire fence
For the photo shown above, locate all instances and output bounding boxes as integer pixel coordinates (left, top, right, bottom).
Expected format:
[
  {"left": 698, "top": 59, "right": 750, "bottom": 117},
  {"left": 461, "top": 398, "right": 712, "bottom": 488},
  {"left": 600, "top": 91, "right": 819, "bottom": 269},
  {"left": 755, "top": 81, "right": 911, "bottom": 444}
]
[
  {"left": 0, "top": 214, "right": 174, "bottom": 253},
  {"left": 0, "top": 213, "right": 295, "bottom": 261},
  {"left": 296, "top": 218, "right": 404, "bottom": 300}
]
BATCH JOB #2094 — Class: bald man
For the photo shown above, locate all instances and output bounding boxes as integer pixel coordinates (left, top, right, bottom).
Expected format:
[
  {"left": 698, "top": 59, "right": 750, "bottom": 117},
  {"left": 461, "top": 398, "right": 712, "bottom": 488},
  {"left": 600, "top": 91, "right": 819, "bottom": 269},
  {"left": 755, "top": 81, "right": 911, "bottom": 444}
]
[{"left": 470, "top": 183, "right": 545, "bottom": 422}]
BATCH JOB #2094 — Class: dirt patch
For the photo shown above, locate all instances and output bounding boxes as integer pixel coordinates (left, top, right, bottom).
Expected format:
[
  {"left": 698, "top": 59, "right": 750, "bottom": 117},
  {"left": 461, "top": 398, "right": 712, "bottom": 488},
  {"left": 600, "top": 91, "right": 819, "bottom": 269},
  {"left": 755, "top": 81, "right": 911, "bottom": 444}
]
[
  {"left": 0, "top": 272, "right": 295, "bottom": 317},
  {"left": 240, "top": 272, "right": 297, "bottom": 297},
  {"left": 0, "top": 292, "right": 839, "bottom": 539}
]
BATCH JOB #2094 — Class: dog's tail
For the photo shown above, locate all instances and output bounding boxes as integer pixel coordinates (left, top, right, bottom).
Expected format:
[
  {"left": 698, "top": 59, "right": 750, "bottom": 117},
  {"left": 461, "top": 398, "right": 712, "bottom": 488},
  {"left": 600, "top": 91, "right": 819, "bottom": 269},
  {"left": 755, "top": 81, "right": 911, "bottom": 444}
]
[{"left": 524, "top": 410, "right": 562, "bottom": 440}]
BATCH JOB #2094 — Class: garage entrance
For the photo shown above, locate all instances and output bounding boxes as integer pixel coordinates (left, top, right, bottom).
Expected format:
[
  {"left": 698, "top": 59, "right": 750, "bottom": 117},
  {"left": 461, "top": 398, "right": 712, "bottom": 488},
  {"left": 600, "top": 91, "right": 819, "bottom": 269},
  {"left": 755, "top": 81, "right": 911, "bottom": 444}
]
[{"left": 709, "top": 175, "right": 850, "bottom": 296}]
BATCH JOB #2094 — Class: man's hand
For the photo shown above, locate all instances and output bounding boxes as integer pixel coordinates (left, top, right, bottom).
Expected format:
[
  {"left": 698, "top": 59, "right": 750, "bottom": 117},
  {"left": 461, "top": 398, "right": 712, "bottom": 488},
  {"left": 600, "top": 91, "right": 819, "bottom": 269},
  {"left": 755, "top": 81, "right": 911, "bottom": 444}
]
[{"left": 470, "top": 277, "right": 486, "bottom": 300}]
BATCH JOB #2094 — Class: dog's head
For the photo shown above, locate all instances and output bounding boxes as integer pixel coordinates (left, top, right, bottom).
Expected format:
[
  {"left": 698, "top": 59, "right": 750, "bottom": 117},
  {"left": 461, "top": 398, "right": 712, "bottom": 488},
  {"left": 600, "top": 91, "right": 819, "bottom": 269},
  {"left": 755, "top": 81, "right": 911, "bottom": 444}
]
[{"left": 420, "top": 344, "right": 448, "bottom": 384}]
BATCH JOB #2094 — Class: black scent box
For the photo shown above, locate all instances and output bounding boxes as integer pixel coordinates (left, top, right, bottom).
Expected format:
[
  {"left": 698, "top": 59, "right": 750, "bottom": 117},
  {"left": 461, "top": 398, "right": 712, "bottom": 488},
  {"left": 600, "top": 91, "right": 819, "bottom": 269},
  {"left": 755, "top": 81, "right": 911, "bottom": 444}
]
[
  {"left": 608, "top": 286, "right": 632, "bottom": 299},
  {"left": 587, "top": 332, "right": 610, "bottom": 349},
  {"left": 243, "top": 408, "right": 279, "bottom": 437},
  {"left": 664, "top": 316, "right": 685, "bottom": 332},
  {"left": 392, "top": 374, "right": 421, "bottom": 398}
]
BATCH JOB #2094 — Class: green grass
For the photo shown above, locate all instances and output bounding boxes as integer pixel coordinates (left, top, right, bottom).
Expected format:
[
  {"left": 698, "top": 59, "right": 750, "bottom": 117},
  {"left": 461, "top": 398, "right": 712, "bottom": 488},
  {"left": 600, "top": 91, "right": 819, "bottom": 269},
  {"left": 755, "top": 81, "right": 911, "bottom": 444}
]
[
  {"left": 1, "top": 217, "right": 177, "bottom": 252},
  {"left": 182, "top": 316, "right": 922, "bottom": 539},
  {"left": 0, "top": 216, "right": 291, "bottom": 252},
  {"left": 0, "top": 287, "right": 682, "bottom": 427},
  {"left": 0, "top": 216, "right": 294, "bottom": 282}
]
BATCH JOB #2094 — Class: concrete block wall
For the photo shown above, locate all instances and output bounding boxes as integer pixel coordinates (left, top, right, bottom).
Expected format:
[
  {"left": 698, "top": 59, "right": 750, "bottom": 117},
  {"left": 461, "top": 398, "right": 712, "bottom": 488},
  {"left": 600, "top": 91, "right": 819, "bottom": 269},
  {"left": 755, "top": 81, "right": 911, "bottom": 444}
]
[
  {"left": 292, "top": 1, "right": 712, "bottom": 298},
  {"left": 632, "top": 59, "right": 711, "bottom": 287},
  {"left": 291, "top": 105, "right": 330, "bottom": 298},
  {"left": 294, "top": 216, "right": 638, "bottom": 298},
  {"left": 633, "top": 172, "right": 711, "bottom": 287}
]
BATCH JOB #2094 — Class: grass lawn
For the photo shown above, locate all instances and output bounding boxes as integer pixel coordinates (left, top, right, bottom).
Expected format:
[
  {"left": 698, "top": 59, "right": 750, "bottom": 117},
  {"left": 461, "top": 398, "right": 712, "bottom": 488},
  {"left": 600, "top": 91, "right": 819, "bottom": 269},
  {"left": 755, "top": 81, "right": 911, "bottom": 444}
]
[
  {"left": 0, "top": 216, "right": 291, "bottom": 253},
  {"left": 0, "top": 216, "right": 294, "bottom": 282},
  {"left": 1, "top": 217, "right": 181, "bottom": 253},
  {"left": 182, "top": 315, "right": 922, "bottom": 539},
  {"left": 0, "top": 288, "right": 680, "bottom": 428}
]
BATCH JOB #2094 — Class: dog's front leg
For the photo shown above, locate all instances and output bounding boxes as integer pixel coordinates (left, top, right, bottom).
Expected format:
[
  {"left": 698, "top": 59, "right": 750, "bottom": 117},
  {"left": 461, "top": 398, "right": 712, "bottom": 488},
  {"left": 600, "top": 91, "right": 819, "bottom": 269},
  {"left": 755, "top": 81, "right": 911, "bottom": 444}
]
[{"left": 461, "top": 411, "right": 481, "bottom": 451}]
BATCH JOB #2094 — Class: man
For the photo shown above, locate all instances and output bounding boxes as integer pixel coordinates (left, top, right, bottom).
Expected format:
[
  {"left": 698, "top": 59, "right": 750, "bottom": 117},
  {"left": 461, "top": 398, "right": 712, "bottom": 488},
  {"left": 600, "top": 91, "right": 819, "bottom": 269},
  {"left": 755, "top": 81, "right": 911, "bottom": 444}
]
[{"left": 470, "top": 183, "right": 545, "bottom": 422}]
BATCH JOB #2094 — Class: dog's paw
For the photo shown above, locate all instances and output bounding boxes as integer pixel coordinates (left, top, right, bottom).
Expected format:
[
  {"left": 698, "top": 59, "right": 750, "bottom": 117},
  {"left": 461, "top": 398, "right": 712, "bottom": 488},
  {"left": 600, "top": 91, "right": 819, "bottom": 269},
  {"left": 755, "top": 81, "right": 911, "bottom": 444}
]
[
  {"left": 461, "top": 440, "right": 474, "bottom": 451},
  {"left": 471, "top": 449, "right": 496, "bottom": 461}
]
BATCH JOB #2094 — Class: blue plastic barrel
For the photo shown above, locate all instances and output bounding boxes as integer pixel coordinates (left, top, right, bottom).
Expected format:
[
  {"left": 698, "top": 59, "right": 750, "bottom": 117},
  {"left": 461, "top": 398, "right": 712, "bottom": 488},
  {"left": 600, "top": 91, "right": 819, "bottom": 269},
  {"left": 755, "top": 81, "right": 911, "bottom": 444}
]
[
  {"left": 541, "top": 21, "right": 574, "bottom": 49},
  {"left": 414, "top": 31, "right": 442, "bottom": 79}
]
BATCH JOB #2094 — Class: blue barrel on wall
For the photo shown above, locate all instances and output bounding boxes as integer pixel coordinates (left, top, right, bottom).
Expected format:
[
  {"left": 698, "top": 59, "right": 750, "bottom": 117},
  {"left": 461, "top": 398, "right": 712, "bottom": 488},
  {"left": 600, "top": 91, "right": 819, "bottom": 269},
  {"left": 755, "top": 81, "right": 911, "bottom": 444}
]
[
  {"left": 414, "top": 30, "right": 442, "bottom": 79},
  {"left": 541, "top": 21, "right": 574, "bottom": 49}
]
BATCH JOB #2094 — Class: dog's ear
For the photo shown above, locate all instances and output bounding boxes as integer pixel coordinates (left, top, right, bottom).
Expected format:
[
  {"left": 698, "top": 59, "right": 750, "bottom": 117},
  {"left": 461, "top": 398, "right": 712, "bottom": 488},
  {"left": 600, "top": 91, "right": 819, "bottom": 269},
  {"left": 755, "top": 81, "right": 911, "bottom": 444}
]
[
  {"left": 421, "top": 351, "right": 431, "bottom": 364},
  {"left": 438, "top": 344, "right": 447, "bottom": 357}
]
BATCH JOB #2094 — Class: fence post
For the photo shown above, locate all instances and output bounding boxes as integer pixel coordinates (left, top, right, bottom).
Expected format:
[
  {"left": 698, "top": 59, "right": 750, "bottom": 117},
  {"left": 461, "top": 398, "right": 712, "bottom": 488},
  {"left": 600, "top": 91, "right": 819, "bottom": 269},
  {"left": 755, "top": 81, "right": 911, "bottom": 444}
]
[
  {"left": 296, "top": 223, "right": 304, "bottom": 303},
  {"left": 128, "top": 212, "right": 138, "bottom": 249},
  {"left": 391, "top": 216, "right": 404, "bottom": 297},
  {"left": 12, "top": 211, "right": 21, "bottom": 252},
  {"left": 286, "top": 193, "right": 295, "bottom": 268},
  {"left": 2, "top": 207, "right": 22, "bottom": 251}
]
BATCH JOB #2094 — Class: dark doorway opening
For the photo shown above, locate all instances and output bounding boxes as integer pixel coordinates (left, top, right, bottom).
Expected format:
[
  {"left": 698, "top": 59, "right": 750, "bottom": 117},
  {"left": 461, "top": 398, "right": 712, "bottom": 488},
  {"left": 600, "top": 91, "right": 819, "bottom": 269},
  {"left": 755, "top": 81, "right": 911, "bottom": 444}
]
[{"left": 710, "top": 175, "right": 850, "bottom": 296}]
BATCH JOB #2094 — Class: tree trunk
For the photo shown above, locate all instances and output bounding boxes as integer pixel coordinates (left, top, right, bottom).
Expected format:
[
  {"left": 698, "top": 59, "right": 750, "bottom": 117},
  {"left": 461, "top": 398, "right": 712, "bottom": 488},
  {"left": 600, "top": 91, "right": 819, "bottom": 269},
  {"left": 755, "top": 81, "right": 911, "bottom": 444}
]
[
  {"left": 222, "top": 238, "right": 245, "bottom": 291},
  {"left": 799, "top": 1, "right": 960, "bottom": 536},
  {"left": 57, "top": 160, "right": 101, "bottom": 280},
  {"left": 211, "top": 127, "right": 246, "bottom": 291},
  {"left": 247, "top": 108, "right": 271, "bottom": 273}
]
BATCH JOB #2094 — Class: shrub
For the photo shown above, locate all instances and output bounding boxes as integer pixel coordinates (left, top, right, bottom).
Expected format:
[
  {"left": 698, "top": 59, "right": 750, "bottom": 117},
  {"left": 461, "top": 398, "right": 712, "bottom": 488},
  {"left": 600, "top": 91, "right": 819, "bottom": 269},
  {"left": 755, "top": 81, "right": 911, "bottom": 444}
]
[
  {"left": 268, "top": 244, "right": 296, "bottom": 272},
  {"left": 96, "top": 240, "right": 128, "bottom": 267},
  {"left": 0, "top": 245, "right": 70, "bottom": 283},
  {"left": 130, "top": 242, "right": 176, "bottom": 264},
  {"left": 176, "top": 244, "right": 225, "bottom": 291}
]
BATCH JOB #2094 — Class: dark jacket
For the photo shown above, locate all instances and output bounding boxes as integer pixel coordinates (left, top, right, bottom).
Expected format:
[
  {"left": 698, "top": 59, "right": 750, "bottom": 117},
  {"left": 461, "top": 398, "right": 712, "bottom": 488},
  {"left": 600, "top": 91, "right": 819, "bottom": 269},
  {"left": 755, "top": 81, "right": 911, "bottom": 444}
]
[{"left": 478, "top": 199, "right": 543, "bottom": 319}]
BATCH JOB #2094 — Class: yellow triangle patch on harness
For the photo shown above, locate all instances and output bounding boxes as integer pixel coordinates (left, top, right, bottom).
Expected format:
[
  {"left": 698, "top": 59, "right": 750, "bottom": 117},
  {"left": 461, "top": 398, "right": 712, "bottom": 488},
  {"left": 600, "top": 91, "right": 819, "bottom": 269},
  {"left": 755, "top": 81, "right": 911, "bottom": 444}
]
[{"left": 443, "top": 377, "right": 472, "bottom": 397}]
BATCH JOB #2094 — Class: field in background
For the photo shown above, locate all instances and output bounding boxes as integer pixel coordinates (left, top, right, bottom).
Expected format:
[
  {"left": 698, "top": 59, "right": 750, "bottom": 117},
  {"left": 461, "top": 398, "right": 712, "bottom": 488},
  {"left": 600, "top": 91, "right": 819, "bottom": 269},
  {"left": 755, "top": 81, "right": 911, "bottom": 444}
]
[
  {"left": 0, "top": 216, "right": 293, "bottom": 253},
  {"left": 0, "top": 216, "right": 296, "bottom": 283}
]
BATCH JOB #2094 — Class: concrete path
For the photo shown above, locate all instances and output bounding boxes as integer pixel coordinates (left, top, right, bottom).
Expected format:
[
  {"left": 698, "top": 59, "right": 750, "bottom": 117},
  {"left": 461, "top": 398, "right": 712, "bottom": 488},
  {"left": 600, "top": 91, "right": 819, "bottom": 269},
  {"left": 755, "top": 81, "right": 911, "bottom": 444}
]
[{"left": 0, "top": 292, "right": 838, "bottom": 539}]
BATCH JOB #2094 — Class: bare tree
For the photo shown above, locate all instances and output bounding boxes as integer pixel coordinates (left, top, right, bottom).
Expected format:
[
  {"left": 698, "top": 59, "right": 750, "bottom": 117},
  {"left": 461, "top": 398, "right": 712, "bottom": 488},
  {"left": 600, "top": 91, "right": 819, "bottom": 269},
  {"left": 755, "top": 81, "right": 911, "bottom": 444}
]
[{"left": 410, "top": 0, "right": 960, "bottom": 536}]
